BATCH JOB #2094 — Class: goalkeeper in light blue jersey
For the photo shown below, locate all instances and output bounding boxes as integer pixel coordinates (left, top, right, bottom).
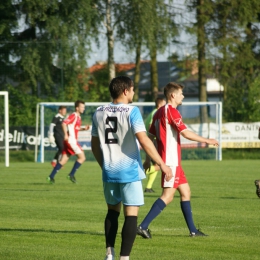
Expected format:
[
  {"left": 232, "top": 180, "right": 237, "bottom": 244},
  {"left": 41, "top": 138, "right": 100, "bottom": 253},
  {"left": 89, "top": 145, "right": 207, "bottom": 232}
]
[{"left": 91, "top": 76, "right": 172, "bottom": 260}]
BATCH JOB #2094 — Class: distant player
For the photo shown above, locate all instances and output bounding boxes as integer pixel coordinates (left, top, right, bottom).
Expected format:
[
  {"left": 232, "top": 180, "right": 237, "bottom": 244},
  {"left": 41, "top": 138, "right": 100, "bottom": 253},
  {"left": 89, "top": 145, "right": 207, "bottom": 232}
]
[
  {"left": 91, "top": 76, "right": 172, "bottom": 260},
  {"left": 255, "top": 180, "right": 260, "bottom": 198},
  {"left": 47, "top": 100, "right": 90, "bottom": 184},
  {"left": 48, "top": 106, "right": 67, "bottom": 167},
  {"left": 144, "top": 97, "right": 166, "bottom": 193},
  {"left": 137, "top": 82, "right": 219, "bottom": 238},
  {"left": 256, "top": 128, "right": 260, "bottom": 198}
]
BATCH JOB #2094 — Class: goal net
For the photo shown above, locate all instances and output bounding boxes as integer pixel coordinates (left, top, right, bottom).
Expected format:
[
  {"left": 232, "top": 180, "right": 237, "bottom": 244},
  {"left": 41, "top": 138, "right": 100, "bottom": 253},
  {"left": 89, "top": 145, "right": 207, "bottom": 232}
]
[{"left": 35, "top": 101, "right": 222, "bottom": 163}]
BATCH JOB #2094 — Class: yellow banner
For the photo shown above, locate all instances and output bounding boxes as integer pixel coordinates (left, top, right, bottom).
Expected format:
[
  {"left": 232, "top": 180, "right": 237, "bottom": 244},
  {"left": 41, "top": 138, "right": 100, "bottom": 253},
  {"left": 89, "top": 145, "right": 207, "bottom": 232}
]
[{"left": 221, "top": 142, "right": 260, "bottom": 148}]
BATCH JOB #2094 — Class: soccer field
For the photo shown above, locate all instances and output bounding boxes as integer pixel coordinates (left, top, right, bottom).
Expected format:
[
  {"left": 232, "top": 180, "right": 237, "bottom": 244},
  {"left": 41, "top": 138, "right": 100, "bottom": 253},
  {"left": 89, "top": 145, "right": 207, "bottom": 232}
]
[{"left": 0, "top": 160, "right": 259, "bottom": 260}]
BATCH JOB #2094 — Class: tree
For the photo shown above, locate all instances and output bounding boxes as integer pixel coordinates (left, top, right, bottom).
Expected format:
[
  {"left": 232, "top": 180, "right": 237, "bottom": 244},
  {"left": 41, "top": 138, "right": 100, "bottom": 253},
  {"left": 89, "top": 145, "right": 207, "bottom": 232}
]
[
  {"left": 115, "top": 0, "right": 151, "bottom": 101},
  {"left": 93, "top": 0, "right": 123, "bottom": 82},
  {"left": 186, "top": 0, "right": 214, "bottom": 123},
  {"left": 0, "top": 0, "right": 97, "bottom": 98},
  {"left": 117, "top": 0, "right": 177, "bottom": 100},
  {"left": 185, "top": 0, "right": 260, "bottom": 122},
  {"left": 210, "top": 0, "right": 260, "bottom": 121}
]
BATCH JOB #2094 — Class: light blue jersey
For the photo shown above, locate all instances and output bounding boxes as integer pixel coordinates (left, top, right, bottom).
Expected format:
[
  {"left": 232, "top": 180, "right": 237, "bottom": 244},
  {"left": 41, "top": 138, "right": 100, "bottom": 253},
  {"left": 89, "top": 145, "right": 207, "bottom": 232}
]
[{"left": 91, "top": 103, "right": 146, "bottom": 183}]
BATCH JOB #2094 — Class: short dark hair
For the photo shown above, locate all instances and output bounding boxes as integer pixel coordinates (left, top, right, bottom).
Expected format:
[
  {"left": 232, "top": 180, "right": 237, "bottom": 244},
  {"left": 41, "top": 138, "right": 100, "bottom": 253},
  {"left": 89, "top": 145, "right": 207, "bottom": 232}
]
[
  {"left": 74, "top": 100, "right": 85, "bottom": 108},
  {"left": 155, "top": 97, "right": 165, "bottom": 108},
  {"left": 109, "top": 76, "right": 134, "bottom": 99},
  {"left": 58, "top": 106, "right": 66, "bottom": 110},
  {"left": 163, "top": 82, "right": 184, "bottom": 99}
]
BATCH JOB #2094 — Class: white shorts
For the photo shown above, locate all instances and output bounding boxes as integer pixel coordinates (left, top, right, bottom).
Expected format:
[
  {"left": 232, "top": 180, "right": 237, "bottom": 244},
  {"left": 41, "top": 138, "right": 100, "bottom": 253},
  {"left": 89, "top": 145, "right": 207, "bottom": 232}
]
[{"left": 103, "top": 181, "right": 144, "bottom": 206}]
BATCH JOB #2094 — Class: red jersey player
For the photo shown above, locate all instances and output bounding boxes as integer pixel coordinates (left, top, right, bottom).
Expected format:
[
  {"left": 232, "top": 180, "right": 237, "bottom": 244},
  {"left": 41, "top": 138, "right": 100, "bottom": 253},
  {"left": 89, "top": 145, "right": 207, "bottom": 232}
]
[
  {"left": 47, "top": 100, "right": 90, "bottom": 184},
  {"left": 137, "top": 82, "right": 219, "bottom": 238}
]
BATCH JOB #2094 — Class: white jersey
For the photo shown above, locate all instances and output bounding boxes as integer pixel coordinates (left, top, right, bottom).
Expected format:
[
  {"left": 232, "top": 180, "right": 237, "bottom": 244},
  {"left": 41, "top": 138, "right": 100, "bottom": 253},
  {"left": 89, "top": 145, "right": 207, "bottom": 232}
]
[{"left": 91, "top": 103, "right": 146, "bottom": 183}]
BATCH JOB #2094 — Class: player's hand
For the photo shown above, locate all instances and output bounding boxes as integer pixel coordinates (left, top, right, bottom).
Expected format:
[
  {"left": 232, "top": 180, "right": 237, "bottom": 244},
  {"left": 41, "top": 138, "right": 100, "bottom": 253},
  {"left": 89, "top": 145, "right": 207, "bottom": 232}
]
[
  {"left": 49, "top": 134, "right": 55, "bottom": 144},
  {"left": 207, "top": 139, "right": 219, "bottom": 147},
  {"left": 85, "top": 125, "right": 90, "bottom": 130},
  {"left": 160, "top": 164, "right": 173, "bottom": 182},
  {"left": 143, "top": 160, "right": 151, "bottom": 174}
]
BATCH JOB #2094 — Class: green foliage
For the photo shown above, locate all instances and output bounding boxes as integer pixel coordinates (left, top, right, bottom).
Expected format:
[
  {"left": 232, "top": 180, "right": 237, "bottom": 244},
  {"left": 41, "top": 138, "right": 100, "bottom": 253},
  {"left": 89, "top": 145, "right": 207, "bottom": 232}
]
[
  {"left": 1, "top": 0, "right": 260, "bottom": 123},
  {"left": 86, "top": 69, "right": 111, "bottom": 102},
  {"left": 223, "top": 75, "right": 260, "bottom": 122},
  {"left": 0, "top": 0, "right": 97, "bottom": 103},
  {"left": 7, "top": 85, "right": 39, "bottom": 126}
]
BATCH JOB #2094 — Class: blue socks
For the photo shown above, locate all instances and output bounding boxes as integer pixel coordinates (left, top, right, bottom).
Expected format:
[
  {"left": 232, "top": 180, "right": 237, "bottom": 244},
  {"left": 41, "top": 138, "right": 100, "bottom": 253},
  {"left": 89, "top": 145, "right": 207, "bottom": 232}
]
[
  {"left": 49, "top": 161, "right": 82, "bottom": 179},
  {"left": 49, "top": 163, "right": 62, "bottom": 179},
  {"left": 140, "top": 199, "right": 198, "bottom": 234},
  {"left": 69, "top": 161, "right": 81, "bottom": 176},
  {"left": 140, "top": 198, "right": 166, "bottom": 229},
  {"left": 180, "top": 201, "right": 197, "bottom": 233}
]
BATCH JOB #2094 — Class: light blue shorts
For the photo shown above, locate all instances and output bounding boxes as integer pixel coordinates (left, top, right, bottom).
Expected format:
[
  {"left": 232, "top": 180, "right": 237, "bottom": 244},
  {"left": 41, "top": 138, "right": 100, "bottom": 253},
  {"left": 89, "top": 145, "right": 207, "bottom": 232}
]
[{"left": 103, "top": 180, "right": 144, "bottom": 206}]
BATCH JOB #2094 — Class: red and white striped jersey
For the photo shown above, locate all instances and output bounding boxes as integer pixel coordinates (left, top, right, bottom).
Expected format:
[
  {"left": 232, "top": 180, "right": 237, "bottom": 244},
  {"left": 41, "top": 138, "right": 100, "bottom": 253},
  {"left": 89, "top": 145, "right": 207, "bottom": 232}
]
[
  {"left": 149, "top": 104, "right": 187, "bottom": 166},
  {"left": 63, "top": 112, "right": 81, "bottom": 143}
]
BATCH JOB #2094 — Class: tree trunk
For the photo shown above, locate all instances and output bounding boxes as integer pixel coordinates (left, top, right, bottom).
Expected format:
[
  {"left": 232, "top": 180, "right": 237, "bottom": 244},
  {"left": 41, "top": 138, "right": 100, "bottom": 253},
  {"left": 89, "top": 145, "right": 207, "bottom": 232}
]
[
  {"left": 106, "top": 0, "right": 115, "bottom": 82},
  {"left": 197, "top": 0, "right": 208, "bottom": 123},
  {"left": 150, "top": 46, "right": 158, "bottom": 100},
  {"left": 133, "top": 41, "right": 141, "bottom": 101}
]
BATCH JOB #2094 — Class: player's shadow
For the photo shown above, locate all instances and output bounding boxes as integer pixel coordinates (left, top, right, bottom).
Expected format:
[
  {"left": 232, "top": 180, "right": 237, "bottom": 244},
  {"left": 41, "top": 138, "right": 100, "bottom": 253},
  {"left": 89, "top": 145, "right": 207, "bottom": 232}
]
[
  {"left": 144, "top": 194, "right": 201, "bottom": 199},
  {"left": 220, "top": 196, "right": 252, "bottom": 200},
  {"left": 0, "top": 228, "right": 103, "bottom": 236}
]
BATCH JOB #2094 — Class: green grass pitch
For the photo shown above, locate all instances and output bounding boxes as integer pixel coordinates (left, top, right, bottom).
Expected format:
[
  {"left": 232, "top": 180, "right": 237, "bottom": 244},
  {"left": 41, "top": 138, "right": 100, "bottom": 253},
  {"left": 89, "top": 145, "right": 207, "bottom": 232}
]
[{"left": 0, "top": 160, "right": 260, "bottom": 260}]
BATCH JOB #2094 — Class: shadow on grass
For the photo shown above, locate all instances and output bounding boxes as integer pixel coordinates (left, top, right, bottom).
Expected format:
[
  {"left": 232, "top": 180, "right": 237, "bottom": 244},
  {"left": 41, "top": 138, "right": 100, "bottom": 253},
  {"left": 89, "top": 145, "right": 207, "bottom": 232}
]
[
  {"left": 0, "top": 228, "right": 103, "bottom": 236},
  {"left": 0, "top": 188, "right": 51, "bottom": 192},
  {"left": 144, "top": 194, "right": 201, "bottom": 199},
  {"left": 219, "top": 197, "right": 254, "bottom": 199}
]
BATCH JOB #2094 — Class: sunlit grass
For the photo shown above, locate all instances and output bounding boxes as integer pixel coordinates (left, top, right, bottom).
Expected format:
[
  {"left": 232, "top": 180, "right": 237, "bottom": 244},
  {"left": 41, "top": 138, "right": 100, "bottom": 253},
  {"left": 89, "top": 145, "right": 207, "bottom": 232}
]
[{"left": 0, "top": 160, "right": 260, "bottom": 259}]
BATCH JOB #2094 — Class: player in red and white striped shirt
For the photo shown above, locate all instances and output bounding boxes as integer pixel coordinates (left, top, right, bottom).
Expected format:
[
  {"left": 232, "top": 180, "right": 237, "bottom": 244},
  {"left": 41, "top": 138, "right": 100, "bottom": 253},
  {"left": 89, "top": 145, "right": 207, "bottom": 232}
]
[
  {"left": 47, "top": 100, "right": 90, "bottom": 184},
  {"left": 137, "top": 82, "right": 219, "bottom": 238}
]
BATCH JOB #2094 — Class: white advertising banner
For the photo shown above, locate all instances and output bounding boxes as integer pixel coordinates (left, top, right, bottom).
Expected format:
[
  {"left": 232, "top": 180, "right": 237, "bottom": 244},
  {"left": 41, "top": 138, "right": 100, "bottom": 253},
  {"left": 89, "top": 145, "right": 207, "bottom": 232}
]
[
  {"left": 180, "top": 122, "right": 260, "bottom": 148},
  {"left": 220, "top": 122, "right": 260, "bottom": 148},
  {"left": 0, "top": 123, "right": 260, "bottom": 150}
]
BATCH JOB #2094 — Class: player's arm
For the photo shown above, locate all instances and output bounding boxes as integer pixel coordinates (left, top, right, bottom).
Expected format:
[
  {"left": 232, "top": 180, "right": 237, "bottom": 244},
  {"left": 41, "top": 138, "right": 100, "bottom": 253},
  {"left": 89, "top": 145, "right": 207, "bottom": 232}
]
[
  {"left": 136, "top": 131, "right": 172, "bottom": 181},
  {"left": 181, "top": 129, "right": 219, "bottom": 146},
  {"left": 91, "top": 136, "right": 103, "bottom": 169},
  {"left": 62, "top": 122, "right": 68, "bottom": 141},
  {"left": 141, "top": 133, "right": 155, "bottom": 172},
  {"left": 80, "top": 125, "right": 90, "bottom": 131}
]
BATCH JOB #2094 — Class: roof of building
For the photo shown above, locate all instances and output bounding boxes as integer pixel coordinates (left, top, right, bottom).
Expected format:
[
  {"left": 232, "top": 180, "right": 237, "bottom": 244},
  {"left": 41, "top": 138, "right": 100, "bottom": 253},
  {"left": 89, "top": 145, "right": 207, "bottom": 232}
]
[{"left": 88, "top": 60, "right": 223, "bottom": 98}]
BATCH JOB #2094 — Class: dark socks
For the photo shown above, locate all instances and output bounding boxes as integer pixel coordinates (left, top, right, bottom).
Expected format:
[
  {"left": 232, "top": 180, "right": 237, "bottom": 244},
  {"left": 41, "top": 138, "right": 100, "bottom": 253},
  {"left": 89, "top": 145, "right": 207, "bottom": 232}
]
[
  {"left": 120, "top": 216, "right": 137, "bottom": 256},
  {"left": 140, "top": 198, "right": 166, "bottom": 229},
  {"left": 105, "top": 209, "right": 120, "bottom": 248},
  {"left": 180, "top": 201, "right": 197, "bottom": 233},
  {"left": 49, "top": 163, "right": 62, "bottom": 179},
  {"left": 69, "top": 161, "right": 81, "bottom": 176}
]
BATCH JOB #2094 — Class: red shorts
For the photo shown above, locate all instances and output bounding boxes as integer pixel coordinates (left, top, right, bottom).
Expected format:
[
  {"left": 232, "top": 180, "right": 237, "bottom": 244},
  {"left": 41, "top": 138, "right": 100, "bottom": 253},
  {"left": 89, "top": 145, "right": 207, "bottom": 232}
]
[
  {"left": 161, "top": 165, "right": 187, "bottom": 188},
  {"left": 62, "top": 140, "right": 83, "bottom": 156}
]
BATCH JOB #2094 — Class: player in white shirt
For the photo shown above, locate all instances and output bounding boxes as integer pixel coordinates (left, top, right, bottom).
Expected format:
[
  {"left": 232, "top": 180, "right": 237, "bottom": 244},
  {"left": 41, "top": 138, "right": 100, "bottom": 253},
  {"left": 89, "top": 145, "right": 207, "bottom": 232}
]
[{"left": 91, "top": 76, "right": 172, "bottom": 260}]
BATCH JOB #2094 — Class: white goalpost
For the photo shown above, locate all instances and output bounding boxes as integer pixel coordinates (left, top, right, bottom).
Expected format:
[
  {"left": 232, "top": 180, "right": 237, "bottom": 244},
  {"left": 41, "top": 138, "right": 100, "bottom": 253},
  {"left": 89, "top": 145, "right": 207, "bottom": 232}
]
[
  {"left": 35, "top": 101, "right": 222, "bottom": 163},
  {"left": 0, "top": 91, "right": 9, "bottom": 167}
]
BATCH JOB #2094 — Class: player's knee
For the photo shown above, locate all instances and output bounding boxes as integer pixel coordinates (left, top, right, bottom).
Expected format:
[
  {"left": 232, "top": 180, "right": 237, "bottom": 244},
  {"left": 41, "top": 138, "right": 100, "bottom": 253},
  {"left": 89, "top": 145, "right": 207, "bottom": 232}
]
[
  {"left": 161, "top": 195, "right": 174, "bottom": 205},
  {"left": 181, "top": 191, "right": 191, "bottom": 201},
  {"left": 79, "top": 153, "right": 86, "bottom": 163}
]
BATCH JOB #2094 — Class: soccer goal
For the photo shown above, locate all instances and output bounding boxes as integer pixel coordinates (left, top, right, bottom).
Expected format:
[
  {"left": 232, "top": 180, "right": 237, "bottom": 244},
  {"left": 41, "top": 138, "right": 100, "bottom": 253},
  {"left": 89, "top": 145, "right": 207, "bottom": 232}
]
[
  {"left": 35, "top": 101, "right": 222, "bottom": 163},
  {"left": 0, "top": 91, "right": 9, "bottom": 167}
]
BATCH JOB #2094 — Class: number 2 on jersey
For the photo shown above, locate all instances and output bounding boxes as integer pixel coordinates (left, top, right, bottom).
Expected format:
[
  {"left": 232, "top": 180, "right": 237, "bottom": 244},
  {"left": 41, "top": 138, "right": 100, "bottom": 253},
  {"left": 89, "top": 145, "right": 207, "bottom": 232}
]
[{"left": 105, "top": 116, "right": 118, "bottom": 144}]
